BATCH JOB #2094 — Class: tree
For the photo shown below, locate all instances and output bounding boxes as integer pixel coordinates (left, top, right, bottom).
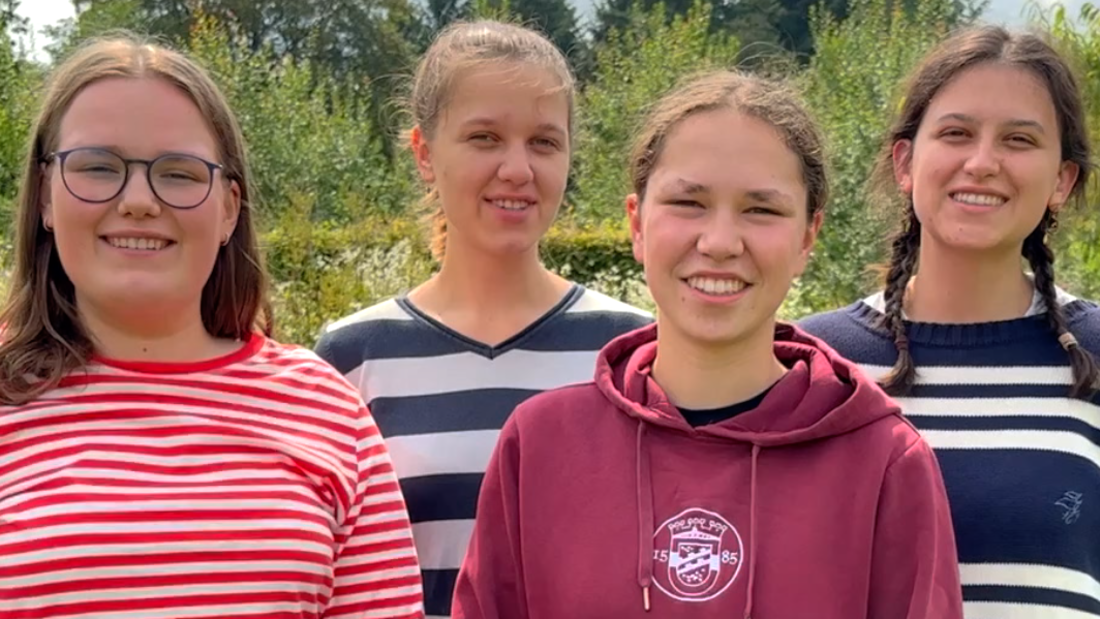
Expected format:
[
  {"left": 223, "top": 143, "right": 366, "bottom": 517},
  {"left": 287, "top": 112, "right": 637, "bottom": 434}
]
[
  {"left": 570, "top": 1, "right": 740, "bottom": 220},
  {"left": 49, "top": 0, "right": 425, "bottom": 157},
  {"left": 0, "top": 2, "right": 40, "bottom": 255},
  {"left": 789, "top": 0, "right": 954, "bottom": 313}
]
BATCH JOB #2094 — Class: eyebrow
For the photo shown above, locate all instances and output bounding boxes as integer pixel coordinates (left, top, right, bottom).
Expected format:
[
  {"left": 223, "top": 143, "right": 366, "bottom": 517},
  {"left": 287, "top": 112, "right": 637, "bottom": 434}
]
[
  {"left": 745, "top": 189, "right": 793, "bottom": 205},
  {"left": 665, "top": 179, "right": 794, "bottom": 205},
  {"left": 936, "top": 112, "right": 1046, "bottom": 134},
  {"left": 461, "top": 117, "right": 567, "bottom": 137},
  {"left": 668, "top": 178, "right": 708, "bottom": 194}
]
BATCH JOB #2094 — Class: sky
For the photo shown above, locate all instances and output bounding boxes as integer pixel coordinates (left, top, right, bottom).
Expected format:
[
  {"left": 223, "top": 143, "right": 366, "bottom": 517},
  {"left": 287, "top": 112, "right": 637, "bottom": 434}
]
[{"left": 14, "top": 0, "right": 1084, "bottom": 62}]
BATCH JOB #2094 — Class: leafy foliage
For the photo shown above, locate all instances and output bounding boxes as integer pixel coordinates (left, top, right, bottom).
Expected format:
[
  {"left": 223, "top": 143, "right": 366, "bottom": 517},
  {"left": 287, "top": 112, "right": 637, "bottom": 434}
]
[
  {"left": 571, "top": 1, "right": 740, "bottom": 220},
  {"left": 4, "top": 0, "right": 1100, "bottom": 346}
]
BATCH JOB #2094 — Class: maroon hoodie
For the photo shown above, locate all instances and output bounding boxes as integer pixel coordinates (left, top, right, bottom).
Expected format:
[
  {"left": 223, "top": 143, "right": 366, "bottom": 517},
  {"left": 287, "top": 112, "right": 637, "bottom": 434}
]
[{"left": 453, "top": 323, "right": 963, "bottom": 619}]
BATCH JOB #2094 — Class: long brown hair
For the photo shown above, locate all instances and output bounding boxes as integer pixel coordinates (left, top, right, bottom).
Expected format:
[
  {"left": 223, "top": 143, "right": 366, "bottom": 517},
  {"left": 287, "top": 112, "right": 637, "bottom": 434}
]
[
  {"left": 873, "top": 25, "right": 1097, "bottom": 398},
  {"left": 409, "top": 19, "right": 577, "bottom": 261},
  {"left": 0, "top": 34, "right": 271, "bottom": 406}
]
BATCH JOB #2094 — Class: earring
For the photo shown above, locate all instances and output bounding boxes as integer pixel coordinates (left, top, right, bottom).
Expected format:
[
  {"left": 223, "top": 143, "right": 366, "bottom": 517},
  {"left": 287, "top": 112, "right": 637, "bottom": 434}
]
[{"left": 222, "top": 233, "right": 231, "bottom": 246}]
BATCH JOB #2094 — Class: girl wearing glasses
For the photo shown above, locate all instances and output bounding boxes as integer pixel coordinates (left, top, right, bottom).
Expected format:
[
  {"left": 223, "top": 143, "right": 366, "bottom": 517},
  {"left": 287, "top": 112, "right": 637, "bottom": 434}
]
[
  {"left": 314, "top": 20, "right": 651, "bottom": 619},
  {"left": 0, "top": 37, "right": 423, "bottom": 618}
]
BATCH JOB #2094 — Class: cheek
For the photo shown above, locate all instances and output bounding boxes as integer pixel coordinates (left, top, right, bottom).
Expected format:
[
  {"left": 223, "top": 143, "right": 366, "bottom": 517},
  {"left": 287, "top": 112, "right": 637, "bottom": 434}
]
[
  {"left": 535, "top": 155, "right": 569, "bottom": 190},
  {"left": 51, "top": 191, "right": 103, "bottom": 247},
  {"left": 643, "top": 217, "right": 694, "bottom": 265}
]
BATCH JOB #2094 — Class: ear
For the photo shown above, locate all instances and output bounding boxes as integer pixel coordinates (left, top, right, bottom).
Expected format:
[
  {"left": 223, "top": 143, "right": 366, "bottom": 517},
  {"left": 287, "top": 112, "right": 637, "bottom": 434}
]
[
  {"left": 410, "top": 125, "right": 436, "bottom": 184},
  {"left": 794, "top": 210, "right": 824, "bottom": 278},
  {"left": 1048, "top": 160, "right": 1080, "bottom": 213},
  {"left": 223, "top": 179, "right": 242, "bottom": 238},
  {"left": 892, "top": 139, "right": 914, "bottom": 195},
  {"left": 626, "top": 193, "right": 644, "bottom": 264},
  {"left": 39, "top": 163, "right": 54, "bottom": 231}
]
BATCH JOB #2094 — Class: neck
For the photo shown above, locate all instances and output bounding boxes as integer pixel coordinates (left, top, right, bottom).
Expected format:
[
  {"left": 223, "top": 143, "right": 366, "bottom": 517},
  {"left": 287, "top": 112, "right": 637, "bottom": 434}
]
[
  {"left": 652, "top": 318, "right": 786, "bottom": 410},
  {"left": 907, "top": 235, "right": 1033, "bottom": 324},
  {"left": 418, "top": 239, "right": 569, "bottom": 314},
  {"left": 78, "top": 297, "right": 235, "bottom": 362}
]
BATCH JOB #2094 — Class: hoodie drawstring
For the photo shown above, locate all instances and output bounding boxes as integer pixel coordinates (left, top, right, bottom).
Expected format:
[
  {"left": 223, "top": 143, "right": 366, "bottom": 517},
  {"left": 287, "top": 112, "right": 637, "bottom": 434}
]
[
  {"left": 636, "top": 422, "right": 761, "bottom": 617},
  {"left": 636, "top": 421, "right": 654, "bottom": 611},
  {"left": 744, "top": 443, "right": 760, "bottom": 619}
]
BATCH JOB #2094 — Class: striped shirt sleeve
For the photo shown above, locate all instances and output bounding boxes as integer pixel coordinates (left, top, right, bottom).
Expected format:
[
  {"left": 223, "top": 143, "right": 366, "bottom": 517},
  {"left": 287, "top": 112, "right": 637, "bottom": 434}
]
[{"left": 325, "top": 403, "right": 424, "bottom": 618}]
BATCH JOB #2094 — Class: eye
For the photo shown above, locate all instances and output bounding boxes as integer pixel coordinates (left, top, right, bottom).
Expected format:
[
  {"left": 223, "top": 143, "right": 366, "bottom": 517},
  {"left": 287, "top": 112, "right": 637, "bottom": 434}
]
[
  {"left": 532, "top": 136, "right": 561, "bottom": 150},
  {"left": 1007, "top": 133, "right": 1037, "bottom": 146},
  {"left": 746, "top": 206, "right": 780, "bottom": 215},
  {"left": 468, "top": 133, "right": 496, "bottom": 144},
  {"left": 669, "top": 199, "right": 703, "bottom": 208},
  {"left": 938, "top": 127, "right": 969, "bottom": 140}
]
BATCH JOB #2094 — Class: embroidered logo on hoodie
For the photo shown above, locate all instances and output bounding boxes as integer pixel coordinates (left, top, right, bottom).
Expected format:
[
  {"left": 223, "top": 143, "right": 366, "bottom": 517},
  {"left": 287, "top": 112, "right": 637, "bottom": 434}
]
[{"left": 652, "top": 508, "right": 742, "bottom": 602}]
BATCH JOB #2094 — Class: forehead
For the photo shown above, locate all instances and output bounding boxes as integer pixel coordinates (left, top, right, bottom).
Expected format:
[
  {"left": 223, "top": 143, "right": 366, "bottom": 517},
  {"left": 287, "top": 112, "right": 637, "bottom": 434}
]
[
  {"left": 925, "top": 63, "right": 1058, "bottom": 127},
  {"left": 56, "top": 76, "right": 220, "bottom": 158},
  {"left": 648, "top": 109, "right": 806, "bottom": 197},
  {"left": 439, "top": 63, "right": 570, "bottom": 129}
]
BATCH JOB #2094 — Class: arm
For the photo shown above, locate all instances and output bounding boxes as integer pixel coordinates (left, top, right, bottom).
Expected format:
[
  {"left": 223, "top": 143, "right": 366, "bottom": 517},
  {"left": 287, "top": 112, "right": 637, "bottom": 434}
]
[
  {"left": 452, "top": 417, "right": 528, "bottom": 619},
  {"left": 323, "top": 405, "right": 424, "bottom": 618},
  {"left": 868, "top": 434, "right": 964, "bottom": 619}
]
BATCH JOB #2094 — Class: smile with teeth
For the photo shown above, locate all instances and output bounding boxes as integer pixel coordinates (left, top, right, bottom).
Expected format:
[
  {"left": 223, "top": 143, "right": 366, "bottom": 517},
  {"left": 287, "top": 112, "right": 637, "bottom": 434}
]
[
  {"left": 492, "top": 199, "right": 534, "bottom": 211},
  {"left": 686, "top": 276, "right": 748, "bottom": 296},
  {"left": 105, "top": 237, "right": 170, "bottom": 251},
  {"left": 952, "top": 192, "right": 1006, "bottom": 206}
]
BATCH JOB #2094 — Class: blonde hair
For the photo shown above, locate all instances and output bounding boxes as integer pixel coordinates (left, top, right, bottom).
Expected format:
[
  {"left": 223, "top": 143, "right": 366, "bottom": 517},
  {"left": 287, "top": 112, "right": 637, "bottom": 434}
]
[
  {"left": 0, "top": 34, "right": 271, "bottom": 406},
  {"left": 409, "top": 20, "right": 576, "bottom": 261}
]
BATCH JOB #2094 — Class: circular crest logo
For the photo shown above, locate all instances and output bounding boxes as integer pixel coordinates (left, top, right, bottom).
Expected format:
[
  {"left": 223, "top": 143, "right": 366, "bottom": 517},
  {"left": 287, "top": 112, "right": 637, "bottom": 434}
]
[{"left": 651, "top": 507, "right": 742, "bottom": 603}]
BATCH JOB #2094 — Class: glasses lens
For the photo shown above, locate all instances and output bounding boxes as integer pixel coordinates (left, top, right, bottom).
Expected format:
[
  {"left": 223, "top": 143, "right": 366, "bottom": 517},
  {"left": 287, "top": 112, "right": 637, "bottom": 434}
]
[
  {"left": 151, "top": 155, "right": 214, "bottom": 208},
  {"left": 61, "top": 148, "right": 126, "bottom": 202}
]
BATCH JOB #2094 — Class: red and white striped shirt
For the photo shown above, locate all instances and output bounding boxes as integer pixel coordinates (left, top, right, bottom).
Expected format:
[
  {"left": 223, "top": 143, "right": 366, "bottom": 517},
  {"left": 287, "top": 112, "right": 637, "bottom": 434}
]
[{"left": 0, "top": 334, "right": 424, "bottom": 619}]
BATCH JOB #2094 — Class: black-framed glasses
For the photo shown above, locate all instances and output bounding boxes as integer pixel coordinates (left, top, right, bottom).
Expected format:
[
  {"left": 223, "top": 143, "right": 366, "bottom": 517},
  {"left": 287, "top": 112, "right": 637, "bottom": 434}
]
[{"left": 43, "top": 147, "right": 226, "bottom": 209}]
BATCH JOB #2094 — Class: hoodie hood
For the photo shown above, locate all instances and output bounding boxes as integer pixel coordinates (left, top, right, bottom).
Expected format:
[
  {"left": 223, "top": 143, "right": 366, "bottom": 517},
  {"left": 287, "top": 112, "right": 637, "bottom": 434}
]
[
  {"left": 597, "top": 322, "right": 900, "bottom": 618},
  {"left": 453, "top": 321, "right": 964, "bottom": 619},
  {"left": 596, "top": 322, "right": 899, "bottom": 445}
]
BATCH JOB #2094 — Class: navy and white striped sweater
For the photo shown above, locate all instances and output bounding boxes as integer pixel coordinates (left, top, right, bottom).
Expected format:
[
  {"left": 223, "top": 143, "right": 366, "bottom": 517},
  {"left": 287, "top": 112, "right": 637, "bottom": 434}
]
[
  {"left": 801, "top": 292, "right": 1100, "bottom": 619},
  {"left": 314, "top": 285, "right": 652, "bottom": 618}
]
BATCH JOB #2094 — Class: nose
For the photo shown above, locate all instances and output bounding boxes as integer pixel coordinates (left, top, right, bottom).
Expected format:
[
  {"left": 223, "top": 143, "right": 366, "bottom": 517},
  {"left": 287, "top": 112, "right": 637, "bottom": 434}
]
[
  {"left": 497, "top": 143, "right": 535, "bottom": 185},
  {"left": 696, "top": 208, "right": 744, "bottom": 260},
  {"left": 962, "top": 138, "right": 1001, "bottom": 179},
  {"left": 116, "top": 166, "right": 162, "bottom": 218}
]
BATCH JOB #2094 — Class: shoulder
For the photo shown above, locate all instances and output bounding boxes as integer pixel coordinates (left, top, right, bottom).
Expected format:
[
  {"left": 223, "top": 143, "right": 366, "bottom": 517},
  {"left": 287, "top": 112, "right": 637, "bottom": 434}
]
[
  {"left": 798, "top": 298, "right": 892, "bottom": 360},
  {"left": 555, "top": 286, "right": 654, "bottom": 337},
  {"left": 567, "top": 287, "right": 652, "bottom": 320},
  {"left": 247, "top": 337, "right": 368, "bottom": 420},
  {"left": 312, "top": 298, "right": 421, "bottom": 374},
  {"left": 1064, "top": 298, "right": 1100, "bottom": 356},
  {"left": 319, "top": 297, "right": 412, "bottom": 338}
]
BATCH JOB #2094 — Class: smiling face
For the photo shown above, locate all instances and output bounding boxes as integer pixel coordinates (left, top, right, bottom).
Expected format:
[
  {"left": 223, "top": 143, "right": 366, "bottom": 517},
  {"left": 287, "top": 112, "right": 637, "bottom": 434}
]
[
  {"left": 41, "top": 76, "right": 240, "bottom": 328},
  {"left": 628, "top": 108, "right": 821, "bottom": 350},
  {"left": 893, "top": 62, "right": 1079, "bottom": 256},
  {"left": 411, "top": 62, "right": 571, "bottom": 258}
]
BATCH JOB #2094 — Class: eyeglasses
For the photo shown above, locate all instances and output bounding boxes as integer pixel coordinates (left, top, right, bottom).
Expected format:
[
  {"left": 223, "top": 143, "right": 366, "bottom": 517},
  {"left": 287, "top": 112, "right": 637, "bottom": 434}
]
[{"left": 43, "top": 147, "right": 226, "bottom": 210}]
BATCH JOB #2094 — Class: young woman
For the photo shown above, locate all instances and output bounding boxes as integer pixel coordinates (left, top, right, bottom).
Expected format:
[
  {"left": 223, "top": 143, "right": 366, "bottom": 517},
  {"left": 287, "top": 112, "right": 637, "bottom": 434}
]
[
  {"left": 313, "top": 21, "right": 651, "bottom": 619},
  {"left": 451, "top": 70, "right": 963, "bottom": 619},
  {"left": 801, "top": 26, "right": 1100, "bottom": 618},
  {"left": 0, "top": 37, "right": 422, "bottom": 618}
]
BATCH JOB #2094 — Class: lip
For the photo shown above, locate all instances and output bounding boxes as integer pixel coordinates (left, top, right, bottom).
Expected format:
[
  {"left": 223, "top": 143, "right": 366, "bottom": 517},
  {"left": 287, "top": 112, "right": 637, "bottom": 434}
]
[
  {"left": 948, "top": 186, "right": 1010, "bottom": 202},
  {"left": 681, "top": 273, "right": 753, "bottom": 304},
  {"left": 100, "top": 230, "right": 178, "bottom": 254},
  {"left": 485, "top": 193, "right": 539, "bottom": 203},
  {"left": 100, "top": 230, "right": 177, "bottom": 242}
]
